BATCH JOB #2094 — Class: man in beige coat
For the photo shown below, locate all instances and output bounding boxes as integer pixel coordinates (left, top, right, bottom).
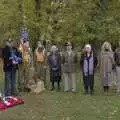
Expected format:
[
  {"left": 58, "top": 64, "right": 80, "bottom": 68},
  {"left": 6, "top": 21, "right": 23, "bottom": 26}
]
[{"left": 63, "top": 42, "right": 77, "bottom": 93}]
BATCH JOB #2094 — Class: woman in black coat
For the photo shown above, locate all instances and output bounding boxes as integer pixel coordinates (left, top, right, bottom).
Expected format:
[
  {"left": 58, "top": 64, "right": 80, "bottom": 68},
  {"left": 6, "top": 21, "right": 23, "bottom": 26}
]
[{"left": 48, "top": 45, "right": 62, "bottom": 91}]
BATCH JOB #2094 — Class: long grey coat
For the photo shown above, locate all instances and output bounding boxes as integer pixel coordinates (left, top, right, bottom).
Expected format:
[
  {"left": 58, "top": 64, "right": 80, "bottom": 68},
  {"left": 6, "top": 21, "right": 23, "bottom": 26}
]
[
  {"left": 100, "top": 51, "right": 114, "bottom": 74},
  {"left": 100, "top": 51, "right": 115, "bottom": 86},
  {"left": 63, "top": 51, "right": 77, "bottom": 73}
]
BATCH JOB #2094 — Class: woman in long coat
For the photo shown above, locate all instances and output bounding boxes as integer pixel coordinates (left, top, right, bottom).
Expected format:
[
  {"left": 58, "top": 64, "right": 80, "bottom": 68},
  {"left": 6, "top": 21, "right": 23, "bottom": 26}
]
[
  {"left": 100, "top": 42, "right": 115, "bottom": 93},
  {"left": 48, "top": 45, "right": 62, "bottom": 91}
]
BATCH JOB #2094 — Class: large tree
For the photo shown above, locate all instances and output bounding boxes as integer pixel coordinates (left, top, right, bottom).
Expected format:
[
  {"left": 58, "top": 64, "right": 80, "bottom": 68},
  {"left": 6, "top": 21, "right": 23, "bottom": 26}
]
[{"left": 0, "top": 0, "right": 119, "bottom": 48}]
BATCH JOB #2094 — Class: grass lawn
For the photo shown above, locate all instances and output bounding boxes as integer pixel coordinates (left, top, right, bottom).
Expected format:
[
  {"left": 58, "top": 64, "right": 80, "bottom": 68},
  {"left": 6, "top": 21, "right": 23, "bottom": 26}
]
[{"left": 0, "top": 70, "right": 120, "bottom": 120}]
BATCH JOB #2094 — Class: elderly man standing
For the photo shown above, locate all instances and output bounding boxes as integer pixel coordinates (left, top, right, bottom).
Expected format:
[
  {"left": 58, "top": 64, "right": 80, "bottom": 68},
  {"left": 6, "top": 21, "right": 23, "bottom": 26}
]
[
  {"left": 63, "top": 42, "right": 77, "bottom": 93},
  {"left": 3, "top": 39, "right": 22, "bottom": 96}
]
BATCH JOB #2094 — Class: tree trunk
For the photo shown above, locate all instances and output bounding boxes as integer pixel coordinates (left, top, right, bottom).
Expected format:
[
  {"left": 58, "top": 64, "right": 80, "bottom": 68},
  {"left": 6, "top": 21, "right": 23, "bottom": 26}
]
[
  {"left": 100, "top": 0, "right": 108, "bottom": 9},
  {"left": 35, "top": 0, "right": 41, "bottom": 17}
]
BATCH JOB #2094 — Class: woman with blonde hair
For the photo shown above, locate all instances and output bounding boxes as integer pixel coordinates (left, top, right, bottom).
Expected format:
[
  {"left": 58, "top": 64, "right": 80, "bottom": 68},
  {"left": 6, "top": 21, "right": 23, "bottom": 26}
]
[
  {"left": 101, "top": 41, "right": 112, "bottom": 52},
  {"left": 100, "top": 41, "right": 115, "bottom": 93}
]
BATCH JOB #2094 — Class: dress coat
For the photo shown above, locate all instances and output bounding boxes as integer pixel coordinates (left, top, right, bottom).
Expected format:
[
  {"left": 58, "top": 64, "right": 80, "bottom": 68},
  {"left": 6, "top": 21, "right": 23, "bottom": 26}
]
[{"left": 48, "top": 52, "right": 62, "bottom": 82}]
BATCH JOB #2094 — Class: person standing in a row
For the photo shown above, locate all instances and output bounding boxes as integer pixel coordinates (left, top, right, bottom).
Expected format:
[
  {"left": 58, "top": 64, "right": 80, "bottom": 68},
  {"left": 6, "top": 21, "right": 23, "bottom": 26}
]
[
  {"left": 100, "top": 42, "right": 115, "bottom": 94},
  {"left": 3, "top": 39, "right": 22, "bottom": 96},
  {"left": 18, "top": 40, "right": 32, "bottom": 93},
  {"left": 114, "top": 42, "right": 120, "bottom": 95},
  {"left": 34, "top": 43, "right": 47, "bottom": 87},
  {"left": 48, "top": 45, "right": 62, "bottom": 91},
  {"left": 80, "top": 44, "right": 98, "bottom": 95},
  {"left": 63, "top": 42, "right": 77, "bottom": 93}
]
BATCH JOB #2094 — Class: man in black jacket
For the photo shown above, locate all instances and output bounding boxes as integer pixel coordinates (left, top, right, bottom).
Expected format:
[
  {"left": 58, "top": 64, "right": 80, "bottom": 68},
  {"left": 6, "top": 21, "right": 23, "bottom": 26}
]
[{"left": 3, "top": 39, "right": 22, "bottom": 96}]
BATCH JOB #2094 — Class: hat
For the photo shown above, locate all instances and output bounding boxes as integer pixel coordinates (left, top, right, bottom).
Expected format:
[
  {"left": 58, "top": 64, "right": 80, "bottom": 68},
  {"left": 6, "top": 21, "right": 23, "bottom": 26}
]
[
  {"left": 66, "top": 42, "right": 72, "bottom": 46},
  {"left": 6, "top": 38, "right": 13, "bottom": 43}
]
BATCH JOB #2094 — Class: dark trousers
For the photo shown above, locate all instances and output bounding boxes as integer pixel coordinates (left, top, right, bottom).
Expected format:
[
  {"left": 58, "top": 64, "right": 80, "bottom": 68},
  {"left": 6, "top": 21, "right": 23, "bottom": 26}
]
[
  {"left": 103, "top": 86, "right": 109, "bottom": 92},
  {"left": 4, "top": 69, "right": 17, "bottom": 96},
  {"left": 83, "top": 75, "right": 94, "bottom": 93},
  {"left": 50, "top": 70, "right": 61, "bottom": 89},
  {"left": 51, "top": 76, "right": 61, "bottom": 89},
  {"left": 52, "top": 80, "right": 60, "bottom": 89}
]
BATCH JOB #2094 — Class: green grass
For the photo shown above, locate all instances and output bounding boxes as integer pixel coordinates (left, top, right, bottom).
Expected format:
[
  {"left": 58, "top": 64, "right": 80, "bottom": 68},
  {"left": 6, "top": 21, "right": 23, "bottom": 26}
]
[{"left": 0, "top": 72, "right": 120, "bottom": 120}]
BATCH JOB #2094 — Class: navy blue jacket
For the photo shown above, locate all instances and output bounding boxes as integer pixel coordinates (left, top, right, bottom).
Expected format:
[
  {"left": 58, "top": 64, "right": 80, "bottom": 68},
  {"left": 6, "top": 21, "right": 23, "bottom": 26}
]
[{"left": 2, "top": 46, "right": 22, "bottom": 72}]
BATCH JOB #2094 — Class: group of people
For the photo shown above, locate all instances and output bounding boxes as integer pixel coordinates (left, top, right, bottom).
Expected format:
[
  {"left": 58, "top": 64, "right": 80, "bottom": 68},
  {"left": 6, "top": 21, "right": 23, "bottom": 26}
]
[{"left": 1, "top": 39, "right": 120, "bottom": 97}]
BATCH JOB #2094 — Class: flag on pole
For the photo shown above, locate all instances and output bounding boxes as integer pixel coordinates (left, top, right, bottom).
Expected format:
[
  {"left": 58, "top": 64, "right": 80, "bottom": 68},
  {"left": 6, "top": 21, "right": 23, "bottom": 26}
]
[{"left": 20, "top": 27, "right": 29, "bottom": 43}]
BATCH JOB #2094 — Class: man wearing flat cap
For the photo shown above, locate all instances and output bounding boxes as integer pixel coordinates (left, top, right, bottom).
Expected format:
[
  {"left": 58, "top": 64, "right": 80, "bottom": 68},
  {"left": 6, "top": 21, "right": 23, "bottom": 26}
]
[{"left": 63, "top": 42, "right": 77, "bottom": 93}]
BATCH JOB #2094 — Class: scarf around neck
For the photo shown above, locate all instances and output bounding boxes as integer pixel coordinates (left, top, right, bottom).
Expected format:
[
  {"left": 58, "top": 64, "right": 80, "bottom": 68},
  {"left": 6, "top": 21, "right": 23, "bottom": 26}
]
[{"left": 83, "top": 54, "right": 94, "bottom": 76}]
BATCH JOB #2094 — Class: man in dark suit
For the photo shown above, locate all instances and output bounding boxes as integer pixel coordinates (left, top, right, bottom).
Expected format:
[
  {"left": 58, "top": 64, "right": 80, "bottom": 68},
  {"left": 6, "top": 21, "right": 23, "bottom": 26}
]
[{"left": 3, "top": 39, "right": 22, "bottom": 96}]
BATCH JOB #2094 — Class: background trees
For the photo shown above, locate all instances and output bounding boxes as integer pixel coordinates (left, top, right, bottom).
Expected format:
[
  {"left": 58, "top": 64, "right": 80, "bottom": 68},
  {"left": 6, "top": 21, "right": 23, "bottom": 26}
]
[{"left": 0, "top": 0, "right": 119, "bottom": 48}]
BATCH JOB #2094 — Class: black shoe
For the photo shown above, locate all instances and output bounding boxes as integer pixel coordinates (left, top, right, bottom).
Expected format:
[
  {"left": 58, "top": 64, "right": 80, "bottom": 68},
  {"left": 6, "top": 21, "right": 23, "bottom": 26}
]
[
  {"left": 12, "top": 92, "right": 18, "bottom": 97},
  {"left": 90, "top": 91, "right": 94, "bottom": 95},
  {"left": 24, "top": 88, "right": 31, "bottom": 92},
  {"left": 84, "top": 91, "right": 89, "bottom": 95},
  {"left": 51, "top": 88, "right": 55, "bottom": 91},
  {"left": 57, "top": 87, "right": 61, "bottom": 91},
  {"left": 72, "top": 91, "right": 77, "bottom": 94}
]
